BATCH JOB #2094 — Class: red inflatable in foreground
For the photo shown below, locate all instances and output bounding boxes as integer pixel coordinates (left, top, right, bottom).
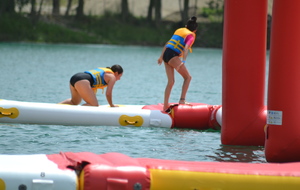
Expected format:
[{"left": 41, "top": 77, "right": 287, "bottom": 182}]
[
  {"left": 1, "top": 152, "right": 299, "bottom": 190},
  {"left": 2, "top": 152, "right": 299, "bottom": 190}
]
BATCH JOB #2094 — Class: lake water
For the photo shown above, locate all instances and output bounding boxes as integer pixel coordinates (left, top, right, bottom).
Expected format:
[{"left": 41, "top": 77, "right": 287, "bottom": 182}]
[{"left": 0, "top": 42, "right": 266, "bottom": 163}]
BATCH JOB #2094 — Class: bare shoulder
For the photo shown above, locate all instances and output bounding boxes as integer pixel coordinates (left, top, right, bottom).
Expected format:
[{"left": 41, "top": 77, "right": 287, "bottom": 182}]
[{"left": 104, "top": 72, "right": 116, "bottom": 83}]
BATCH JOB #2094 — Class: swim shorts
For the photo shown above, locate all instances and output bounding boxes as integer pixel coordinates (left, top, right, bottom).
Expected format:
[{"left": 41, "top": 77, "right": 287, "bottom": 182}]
[
  {"left": 70, "top": 72, "right": 94, "bottom": 87},
  {"left": 163, "top": 48, "right": 179, "bottom": 63}
]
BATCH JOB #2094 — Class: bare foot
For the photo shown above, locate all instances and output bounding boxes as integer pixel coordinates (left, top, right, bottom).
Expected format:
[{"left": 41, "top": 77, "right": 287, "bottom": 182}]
[
  {"left": 163, "top": 104, "right": 169, "bottom": 112},
  {"left": 179, "top": 98, "right": 191, "bottom": 105}
]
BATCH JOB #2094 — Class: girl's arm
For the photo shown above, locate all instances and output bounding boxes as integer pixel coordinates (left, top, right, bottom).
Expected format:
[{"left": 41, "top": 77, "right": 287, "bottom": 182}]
[
  {"left": 105, "top": 74, "right": 117, "bottom": 107},
  {"left": 158, "top": 42, "right": 167, "bottom": 65},
  {"left": 182, "top": 34, "right": 195, "bottom": 62}
]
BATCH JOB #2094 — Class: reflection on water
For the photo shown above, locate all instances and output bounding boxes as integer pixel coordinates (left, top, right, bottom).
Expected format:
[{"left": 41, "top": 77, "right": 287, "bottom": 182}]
[{"left": 209, "top": 145, "right": 266, "bottom": 163}]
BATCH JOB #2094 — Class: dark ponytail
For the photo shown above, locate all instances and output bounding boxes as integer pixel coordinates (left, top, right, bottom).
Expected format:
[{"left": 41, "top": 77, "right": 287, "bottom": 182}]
[
  {"left": 186, "top": 16, "right": 198, "bottom": 31},
  {"left": 107, "top": 64, "right": 123, "bottom": 74}
]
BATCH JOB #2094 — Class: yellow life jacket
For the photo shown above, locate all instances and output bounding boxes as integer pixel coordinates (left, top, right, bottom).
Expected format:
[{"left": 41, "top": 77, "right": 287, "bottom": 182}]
[
  {"left": 84, "top": 68, "right": 113, "bottom": 92},
  {"left": 166, "top": 28, "right": 196, "bottom": 56}
]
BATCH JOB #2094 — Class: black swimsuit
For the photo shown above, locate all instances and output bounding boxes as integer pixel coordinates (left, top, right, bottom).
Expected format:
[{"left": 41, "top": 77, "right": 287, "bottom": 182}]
[
  {"left": 163, "top": 48, "right": 179, "bottom": 63},
  {"left": 70, "top": 72, "right": 94, "bottom": 87}
]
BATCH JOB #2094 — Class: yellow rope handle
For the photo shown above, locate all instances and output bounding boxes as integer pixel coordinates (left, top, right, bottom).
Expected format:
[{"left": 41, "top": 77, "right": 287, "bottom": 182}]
[
  {"left": 124, "top": 120, "right": 138, "bottom": 125},
  {"left": 0, "top": 111, "right": 13, "bottom": 116},
  {"left": 119, "top": 115, "right": 143, "bottom": 127},
  {"left": 0, "top": 107, "right": 19, "bottom": 119}
]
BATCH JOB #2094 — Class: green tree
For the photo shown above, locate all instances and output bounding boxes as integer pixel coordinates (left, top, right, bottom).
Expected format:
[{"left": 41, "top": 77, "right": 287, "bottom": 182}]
[
  {"left": 147, "top": 0, "right": 161, "bottom": 26},
  {"left": 16, "top": 0, "right": 30, "bottom": 13},
  {"left": 182, "top": 0, "right": 189, "bottom": 24},
  {"left": 201, "top": 0, "right": 223, "bottom": 22},
  {"left": 154, "top": 0, "right": 161, "bottom": 27},
  {"left": 0, "top": 0, "right": 15, "bottom": 14},
  {"left": 30, "top": 0, "right": 36, "bottom": 16},
  {"left": 37, "top": 0, "right": 44, "bottom": 16},
  {"left": 147, "top": 0, "right": 154, "bottom": 22},
  {"left": 52, "top": 0, "right": 60, "bottom": 16},
  {"left": 65, "top": 0, "right": 73, "bottom": 16},
  {"left": 121, "top": 0, "right": 129, "bottom": 21},
  {"left": 76, "top": 0, "right": 84, "bottom": 19}
]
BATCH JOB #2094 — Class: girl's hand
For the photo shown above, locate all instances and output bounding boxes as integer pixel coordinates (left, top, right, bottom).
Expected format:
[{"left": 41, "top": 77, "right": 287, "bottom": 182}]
[{"left": 157, "top": 57, "right": 163, "bottom": 65}]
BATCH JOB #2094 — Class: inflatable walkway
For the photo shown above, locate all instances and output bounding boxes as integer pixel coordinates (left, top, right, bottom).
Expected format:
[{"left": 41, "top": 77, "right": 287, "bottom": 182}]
[{"left": 0, "top": 99, "right": 221, "bottom": 130}]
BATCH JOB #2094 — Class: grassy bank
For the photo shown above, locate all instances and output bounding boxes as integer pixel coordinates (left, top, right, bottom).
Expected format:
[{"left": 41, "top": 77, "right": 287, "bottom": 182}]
[{"left": 0, "top": 13, "right": 223, "bottom": 48}]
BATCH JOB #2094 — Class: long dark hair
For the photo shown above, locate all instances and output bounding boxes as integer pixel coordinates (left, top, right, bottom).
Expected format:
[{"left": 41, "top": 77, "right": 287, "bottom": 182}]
[
  {"left": 186, "top": 16, "right": 198, "bottom": 31},
  {"left": 108, "top": 64, "right": 123, "bottom": 74}
]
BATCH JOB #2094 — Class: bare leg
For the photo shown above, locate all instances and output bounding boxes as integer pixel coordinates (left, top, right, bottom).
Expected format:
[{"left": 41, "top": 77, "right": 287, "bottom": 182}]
[
  {"left": 59, "top": 80, "right": 98, "bottom": 106},
  {"left": 167, "top": 57, "right": 191, "bottom": 105},
  {"left": 163, "top": 62, "right": 175, "bottom": 111},
  {"left": 59, "top": 84, "right": 82, "bottom": 105},
  {"left": 177, "top": 64, "right": 192, "bottom": 104},
  {"left": 74, "top": 80, "right": 99, "bottom": 106}
]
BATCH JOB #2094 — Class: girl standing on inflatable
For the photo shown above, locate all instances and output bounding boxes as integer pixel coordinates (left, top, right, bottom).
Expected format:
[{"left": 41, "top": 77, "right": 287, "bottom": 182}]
[
  {"left": 157, "top": 16, "right": 198, "bottom": 111},
  {"left": 59, "top": 64, "right": 123, "bottom": 107}
]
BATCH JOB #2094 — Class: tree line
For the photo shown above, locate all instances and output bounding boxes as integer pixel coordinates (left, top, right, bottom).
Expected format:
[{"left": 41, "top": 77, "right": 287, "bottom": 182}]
[
  {"left": 0, "top": 0, "right": 224, "bottom": 25},
  {"left": 0, "top": 0, "right": 225, "bottom": 47}
]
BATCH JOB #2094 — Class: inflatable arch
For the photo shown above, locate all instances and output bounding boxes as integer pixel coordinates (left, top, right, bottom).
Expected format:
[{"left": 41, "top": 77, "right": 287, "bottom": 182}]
[
  {"left": 265, "top": 0, "right": 300, "bottom": 162},
  {"left": 223, "top": 0, "right": 300, "bottom": 163},
  {"left": 222, "top": 0, "right": 267, "bottom": 146}
]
